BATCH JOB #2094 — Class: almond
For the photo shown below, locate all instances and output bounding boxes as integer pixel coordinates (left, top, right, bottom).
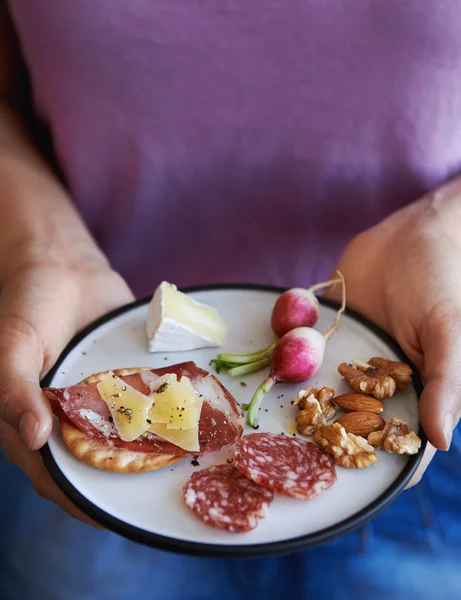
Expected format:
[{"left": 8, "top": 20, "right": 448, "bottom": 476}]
[
  {"left": 334, "top": 412, "right": 386, "bottom": 438},
  {"left": 333, "top": 393, "right": 384, "bottom": 414}
]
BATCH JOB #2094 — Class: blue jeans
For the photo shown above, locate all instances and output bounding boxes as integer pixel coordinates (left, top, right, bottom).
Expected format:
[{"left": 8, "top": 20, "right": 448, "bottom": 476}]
[{"left": 1, "top": 425, "right": 460, "bottom": 600}]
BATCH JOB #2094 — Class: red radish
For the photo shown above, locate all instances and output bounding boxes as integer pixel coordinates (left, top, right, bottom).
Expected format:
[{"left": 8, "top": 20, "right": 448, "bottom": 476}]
[
  {"left": 211, "top": 275, "right": 343, "bottom": 377},
  {"left": 271, "top": 275, "right": 342, "bottom": 338},
  {"left": 247, "top": 272, "right": 346, "bottom": 428}
]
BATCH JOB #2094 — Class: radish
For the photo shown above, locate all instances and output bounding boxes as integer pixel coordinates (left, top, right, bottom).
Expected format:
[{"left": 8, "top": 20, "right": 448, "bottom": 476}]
[
  {"left": 211, "top": 275, "right": 343, "bottom": 377},
  {"left": 271, "top": 275, "right": 342, "bottom": 338},
  {"left": 246, "top": 272, "right": 346, "bottom": 428}
]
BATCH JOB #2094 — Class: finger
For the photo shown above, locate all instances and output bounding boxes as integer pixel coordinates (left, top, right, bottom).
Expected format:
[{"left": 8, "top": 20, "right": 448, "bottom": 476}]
[
  {"left": 0, "top": 314, "right": 53, "bottom": 449},
  {"left": 0, "top": 268, "right": 135, "bottom": 450},
  {"left": 0, "top": 420, "right": 103, "bottom": 528},
  {"left": 419, "top": 304, "right": 461, "bottom": 450},
  {"left": 0, "top": 270, "right": 84, "bottom": 449},
  {"left": 405, "top": 443, "right": 436, "bottom": 489}
]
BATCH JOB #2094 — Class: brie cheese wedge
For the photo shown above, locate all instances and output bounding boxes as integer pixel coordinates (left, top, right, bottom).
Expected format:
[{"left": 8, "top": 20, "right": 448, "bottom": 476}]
[{"left": 146, "top": 281, "right": 227, "bottom": 352}]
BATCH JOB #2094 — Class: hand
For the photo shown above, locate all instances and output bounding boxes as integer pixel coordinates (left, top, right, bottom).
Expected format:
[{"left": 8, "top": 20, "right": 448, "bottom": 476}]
[
  {"left": 328, "top": 177, "right": 461, "bottom": 486},
  {"left": 0, "top": 259, "right": 134, "bottom": 524}
]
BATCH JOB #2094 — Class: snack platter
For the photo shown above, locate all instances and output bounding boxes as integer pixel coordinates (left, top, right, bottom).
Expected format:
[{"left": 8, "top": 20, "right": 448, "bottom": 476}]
[{"left": 41, "top": 284, "right": 425, "bottom": 558}]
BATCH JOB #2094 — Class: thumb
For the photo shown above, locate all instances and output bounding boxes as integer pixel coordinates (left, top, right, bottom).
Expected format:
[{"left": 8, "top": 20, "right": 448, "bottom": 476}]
[
  {"left": 418, "top": 304, "right": 461, "bottom": 450},
  {"left": 0, "top": 314, "right": 52, "bottom": 450},
  {"left": 0, "top": 267, "right": 135, "bottom": 450}
]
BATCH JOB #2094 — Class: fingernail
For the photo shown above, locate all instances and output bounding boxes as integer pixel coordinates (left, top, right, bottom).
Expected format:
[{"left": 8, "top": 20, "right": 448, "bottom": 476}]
[
  {"left": 442, "top": 412, "right": 454, "bottom": 450},
  {"left": 19, "top": 412, "right": 39, "bottom": 449}
]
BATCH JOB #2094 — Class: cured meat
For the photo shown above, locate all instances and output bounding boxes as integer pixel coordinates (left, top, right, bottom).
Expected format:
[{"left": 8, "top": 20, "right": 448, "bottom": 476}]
[
  {"left": 183, "top": 464, "right": 274, "bottom": 533},
  {"left": 43, "top": 361, "right": 243, "bottom": 455},
  {"left": 234, "top": 432, "right": 336, "bottom": 500}
]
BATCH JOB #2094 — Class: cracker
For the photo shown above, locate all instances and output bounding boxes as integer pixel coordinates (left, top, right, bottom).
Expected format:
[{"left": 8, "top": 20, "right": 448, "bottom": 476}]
[
  {"left": 60, "top": 422, "right": 184, "bottom": 474},
  {"left": 77, "top": 367, "right": 151, "bottom": 385}
]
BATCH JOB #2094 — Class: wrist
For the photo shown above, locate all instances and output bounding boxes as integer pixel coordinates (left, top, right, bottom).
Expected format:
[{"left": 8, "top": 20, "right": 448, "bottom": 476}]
[{"left": 0, "top": 231, "right": 109, "bottom": 286}]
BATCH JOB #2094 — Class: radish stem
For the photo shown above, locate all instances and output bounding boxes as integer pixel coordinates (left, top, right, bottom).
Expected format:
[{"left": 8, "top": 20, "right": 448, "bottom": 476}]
[
  {"left": 307, "top": 276, "right": 342, "bottom": 294},
  {"left": 209, "top": 359, "right": 239, "bottom": 373},
  {"left": 323, "top": 271, "right": 346, "bottom": 342},
  {"left": 217, "top": 342, "right": 276, "bottom": 364},
  {"left": 228, "top": 357, "right": 271, "bottom": 377},
  {"left": 247, "top": 377, "right": 277, "bottom": 427}
]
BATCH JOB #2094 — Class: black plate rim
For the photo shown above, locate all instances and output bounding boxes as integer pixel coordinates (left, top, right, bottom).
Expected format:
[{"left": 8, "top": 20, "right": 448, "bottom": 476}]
[{"left": 40, "top": 283, "right": 426, "bottom": 559}]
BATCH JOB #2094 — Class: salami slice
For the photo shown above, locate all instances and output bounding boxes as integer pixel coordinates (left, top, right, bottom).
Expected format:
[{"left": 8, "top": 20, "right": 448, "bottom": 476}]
[
  {"left": 183, "top": 464, "right": 274, "bottom": 533},
  {"left": 44, "top": 362, "right": 243, "bottom": 455},
  {"left": 234, "top": 433, "right": 336, "bottom": 500}
]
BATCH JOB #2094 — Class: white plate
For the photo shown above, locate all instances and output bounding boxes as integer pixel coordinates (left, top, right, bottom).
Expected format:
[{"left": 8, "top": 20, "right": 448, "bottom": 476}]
[{"left": 41, "top": 285, "right": 425, "bottom": 557}]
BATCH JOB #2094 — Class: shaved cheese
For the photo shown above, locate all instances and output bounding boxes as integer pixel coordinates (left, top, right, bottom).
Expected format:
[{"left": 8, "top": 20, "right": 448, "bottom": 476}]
[
  {"left": 97, "top": 370, "right": 204, "bottom": 452},
  {"left": 149, "top": 374, "right": 203, "bottom": 430},
  {"left": 147, "top": 422, "right": 200, "bottom": 453},
  {"left": 97, "top": 372, "right": 152, "bottom": 442}
]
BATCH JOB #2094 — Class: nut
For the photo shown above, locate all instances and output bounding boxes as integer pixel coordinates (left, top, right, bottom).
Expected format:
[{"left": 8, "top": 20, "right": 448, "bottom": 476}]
[
  {"left": 368, "top": 418, "right": 421, "bottom": 455},
  {"left": 338, "top": 362, "right": 396, "bottom": 399},
  {"left": 367, "top": 357, "right": 412, "bottom": 391},
  {"left": 295, "top": 396, "right": 322, "bottom": 436},
  {"left": 295, "top": 386, "right": 336, "bottom": 417},
  {"left": 333, "top": 393, "right": 384, "bottom": 414},
  {"left": 295, "top": 387, "right": 336, "bottom": 436},
  {"left": 313, "top": 422, "right": 378, "bottom": 469},
  {"left": 334, "top": 411, "right": 385, "bottom": 437}
]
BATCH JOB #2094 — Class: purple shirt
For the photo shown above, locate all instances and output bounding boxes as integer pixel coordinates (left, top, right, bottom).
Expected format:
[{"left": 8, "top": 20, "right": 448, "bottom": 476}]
[{"left": 9, "top": 1, "right": 461, "bottom": 297}]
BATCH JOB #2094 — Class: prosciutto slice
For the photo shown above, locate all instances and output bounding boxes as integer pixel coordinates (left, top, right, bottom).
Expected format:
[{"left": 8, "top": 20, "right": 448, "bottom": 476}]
[{"left": 44, "top": 362, "right": 244, "bottom": 455}]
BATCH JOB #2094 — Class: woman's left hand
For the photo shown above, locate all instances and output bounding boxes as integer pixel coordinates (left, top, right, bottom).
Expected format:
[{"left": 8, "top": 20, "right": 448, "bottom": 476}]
[{"left": 329, "top": 176, "right": 461, "bottom": 486}]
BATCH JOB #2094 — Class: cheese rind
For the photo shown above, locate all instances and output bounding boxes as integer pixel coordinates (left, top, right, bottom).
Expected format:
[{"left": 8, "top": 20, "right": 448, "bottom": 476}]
[
  {"left": 146, "top": 281, "right": 227, "bottom": 352},
  {"left": 97, "top": 372, "right": 153, "bottom": 442}
]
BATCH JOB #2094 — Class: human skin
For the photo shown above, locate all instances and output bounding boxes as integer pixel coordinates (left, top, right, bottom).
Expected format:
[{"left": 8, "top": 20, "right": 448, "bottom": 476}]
[
  {"left": 0, "top": 2, "right": 459, "bottom": 523},
  {"left": 328, "top": 180, "right": 461, "bottom": 486},
  {"left": 0, "top": 5, "right": 134, "bottom": 525}
]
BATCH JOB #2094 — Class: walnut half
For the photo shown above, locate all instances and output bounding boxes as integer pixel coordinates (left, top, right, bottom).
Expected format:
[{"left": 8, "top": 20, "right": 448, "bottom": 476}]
[
  {"left": 295, "top": 387, "right": 336, "bottom": 436},
  {"left": 338, "top": 362, "right": 396, "bottom": 399},
  {"left": 314, "top": 422, "right": 378, "bottom": 469},
  {"left": 368, "top": 418, "right": 421, "bottom": 455},
  {"left": 367, "top": 357, "right": 413, "bottom": 391}
]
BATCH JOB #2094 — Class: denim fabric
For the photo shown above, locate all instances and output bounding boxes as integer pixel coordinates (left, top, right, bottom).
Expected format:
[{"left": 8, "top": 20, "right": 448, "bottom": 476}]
[{"left": 1, "top": 424, "right": 460, "bottom": 600}]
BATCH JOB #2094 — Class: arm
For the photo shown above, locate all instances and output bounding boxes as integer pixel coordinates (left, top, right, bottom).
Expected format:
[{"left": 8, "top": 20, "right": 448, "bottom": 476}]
[
  {"left": 0, "top": 4, "right": 133, "bottom": 523},
  {"left": 0, "top": 3, "right": 107, "bottom": 283}
]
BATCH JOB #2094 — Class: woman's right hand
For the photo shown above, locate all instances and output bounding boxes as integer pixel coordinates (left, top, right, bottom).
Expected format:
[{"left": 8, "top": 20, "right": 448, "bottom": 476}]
[{"left": 0, "top": 258, "right": 135, "bottom": 525}]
